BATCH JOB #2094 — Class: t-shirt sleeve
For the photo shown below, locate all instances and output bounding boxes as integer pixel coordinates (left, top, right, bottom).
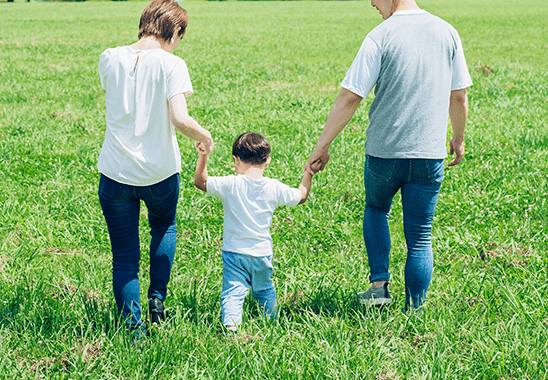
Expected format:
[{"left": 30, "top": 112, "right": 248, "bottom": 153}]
[
  {"left": 451, "top": 32, "right": 473, "bottom": 90},
  {"left": 341, "top": 35, "right": 381, "bottom": 98},
  {"left": 274, "top": 180, "right": 302, "bottom": 208},
  {"left": 206, "top": 176, "right": 230, "bottom": 200},
  {"left": 166, "top": 57, "right": 193, "bottom": 100},
  {"left": 98, "top": 49, "right": 110, "bottom": 90}
]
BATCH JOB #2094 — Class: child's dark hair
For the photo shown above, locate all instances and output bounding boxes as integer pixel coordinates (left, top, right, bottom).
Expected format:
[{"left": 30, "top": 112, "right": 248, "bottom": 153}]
[{"left": 232, "top": 132, "right": 271, "bottom": 165}]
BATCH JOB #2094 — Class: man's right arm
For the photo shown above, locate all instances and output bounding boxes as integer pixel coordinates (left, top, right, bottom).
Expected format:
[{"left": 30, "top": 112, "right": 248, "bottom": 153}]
[{"left": 306, "top": 88, "right": 363, "bottom": 171}]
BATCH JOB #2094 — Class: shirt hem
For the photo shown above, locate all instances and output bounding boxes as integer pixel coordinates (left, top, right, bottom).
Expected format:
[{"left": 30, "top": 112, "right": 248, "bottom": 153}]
[
  {"left": 222, "top": 249, "right": 273, "bottom": 258},
  {"left": 98, "top": 170, "right": 180, "bottom": 187},
  {"left": 365, "top": 152, "right": 447, "bottom": 160}
]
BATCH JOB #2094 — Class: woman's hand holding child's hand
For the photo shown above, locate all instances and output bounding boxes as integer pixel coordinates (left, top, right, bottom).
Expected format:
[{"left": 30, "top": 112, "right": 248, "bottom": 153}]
[{"left": 196, "top": 141, "right": 214, "bottom": 155}]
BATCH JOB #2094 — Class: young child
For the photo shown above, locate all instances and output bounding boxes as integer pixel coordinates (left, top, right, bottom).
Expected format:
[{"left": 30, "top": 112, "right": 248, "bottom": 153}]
[{"left": 194, "top": 132, "right": 319, "bottom": 333}]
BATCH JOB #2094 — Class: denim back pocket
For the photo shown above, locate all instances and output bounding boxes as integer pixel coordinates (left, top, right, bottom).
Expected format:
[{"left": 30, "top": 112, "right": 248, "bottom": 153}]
[
  {"left": 423, "top": 159, "right": 444, "bottom": 184},
  {"left": 366, "top": 155, "right": 397, "bottom": 182},
  {"left": 146, "top": 173, "right": 180, "bottom": 201},
  {"left": 98, "top": 174, "right": 123, "bottom": 200}
]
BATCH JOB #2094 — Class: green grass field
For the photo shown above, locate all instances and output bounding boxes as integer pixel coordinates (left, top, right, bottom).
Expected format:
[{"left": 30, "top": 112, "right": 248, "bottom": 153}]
[{"left": 1, "top": 0, "right": 547, "bottom": 378}]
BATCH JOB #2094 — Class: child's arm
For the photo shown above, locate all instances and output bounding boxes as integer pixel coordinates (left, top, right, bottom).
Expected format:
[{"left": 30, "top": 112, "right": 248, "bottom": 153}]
[
  {"left": 194, "top": 142, "right": 209, "bottom": 192},
  {"left": 297, "top": 160, "right": 322, "bottom": 204},
  {"left": 298, "top": 171, "right": 313, "bottom": 204}
]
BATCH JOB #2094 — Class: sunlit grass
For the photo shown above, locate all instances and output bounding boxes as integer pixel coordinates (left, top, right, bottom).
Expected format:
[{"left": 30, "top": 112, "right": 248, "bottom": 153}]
[{"left": 0, "top": 0, "right": 547, "bottom": 378}]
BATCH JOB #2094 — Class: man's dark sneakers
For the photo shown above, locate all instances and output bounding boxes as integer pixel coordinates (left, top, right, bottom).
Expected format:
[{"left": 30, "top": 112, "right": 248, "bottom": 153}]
[
  {"left": 149, "top": 297, "right": 166, "bottom": 325},
  {"left": 357, "top": 283, "right": 392, "bottom": 306}
]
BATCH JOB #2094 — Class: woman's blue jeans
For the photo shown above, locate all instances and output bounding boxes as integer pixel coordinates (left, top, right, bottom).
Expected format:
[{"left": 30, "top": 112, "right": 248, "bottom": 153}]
[
  {"left": 363, "top": 155, "right": 444, "bottom": 311},
  {"left": 98, "top": 173, "right": 179, "bottom": 333}
]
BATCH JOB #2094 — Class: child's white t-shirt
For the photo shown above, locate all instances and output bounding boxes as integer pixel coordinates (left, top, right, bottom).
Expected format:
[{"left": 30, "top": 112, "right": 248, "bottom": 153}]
[
  {"left": 98, "top": 46, "right": 193, "bottom": 186},
  {"left": 207, "top": 174, "right": 302, "bottom": 257}
]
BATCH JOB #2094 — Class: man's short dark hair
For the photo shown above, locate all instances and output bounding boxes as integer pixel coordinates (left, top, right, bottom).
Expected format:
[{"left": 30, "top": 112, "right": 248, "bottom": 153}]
[{"left": 232, "top": 132, "right": 271, "bottom": 165}]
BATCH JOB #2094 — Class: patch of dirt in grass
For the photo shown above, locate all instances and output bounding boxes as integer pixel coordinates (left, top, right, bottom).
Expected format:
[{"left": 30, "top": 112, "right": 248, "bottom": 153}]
[
  {"left": 233, "top": 331, "right": 261, "bottom": 345},
  {"left": 49, "top": 111, "right": 66, "bottom": 120},
  {"left": 27, "top": 356, "right": 70, "bottom": 373},
  {"left": 0, "top": 255, "right": 10, "bottom": 272},
  {"left": 377, "top": 371, "right": 399, "bottom": 380},
  {"left": 340, "top": 192, "right": 357, "bottom": 203},
  {"left": 26, "top": 341, "right": 103, "bottom": 374},
  {"left": 400, "top": 332, "right": 435, "bottom": 350},
  {"left": 479, "top": 242, "right": 530, "bottom": 267},
  {"left": 278, "top": 215, "right": 295, "bottom": 226},
  {"left": 47, "top": 283, "right": 77, "bottom": 300},
  {"left": 476, "top": 65, "right": 494, "bottom": 76},
  {"left": 464, "top": 296, "right": 482, "bottom": 307},
  {"left": 43, "top": 247, "right": 74, "bottom": 256},
  {"left": 279, "top": 290, "right": 307, "bottom": 315},
  {"left": 85, "top": 290, "right": 102, "bottom": 302}
]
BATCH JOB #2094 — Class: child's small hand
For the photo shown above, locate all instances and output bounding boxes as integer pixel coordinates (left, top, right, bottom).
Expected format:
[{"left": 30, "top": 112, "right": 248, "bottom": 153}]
[
  {"left": 195, "top": 141, "right": 209, "bottom": 156},
  {"left": 194, "top": 141, "right": 214, "bottom": 156}
]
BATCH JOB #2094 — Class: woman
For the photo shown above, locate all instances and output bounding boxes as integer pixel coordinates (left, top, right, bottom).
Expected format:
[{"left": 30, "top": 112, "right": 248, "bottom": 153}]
[
  {"left": 98, "top": 0, "right": 213, "bottom": 338},
  {"left": 306, "top": 0, "right": 472, "bottom": 311}
]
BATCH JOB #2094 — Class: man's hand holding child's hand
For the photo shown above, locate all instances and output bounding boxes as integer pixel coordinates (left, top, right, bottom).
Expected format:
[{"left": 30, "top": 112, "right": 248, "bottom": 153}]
[{"left": 304, "top": 159, "right": 323, "bottom": 176}]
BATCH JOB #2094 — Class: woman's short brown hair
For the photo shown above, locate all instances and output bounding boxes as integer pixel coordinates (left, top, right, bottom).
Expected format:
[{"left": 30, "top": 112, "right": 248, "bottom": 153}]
[
  {"left": 138, "top": 0, "right": 188, "bottom": 42},
  {"left": 232, "top": 132, "right": 271, "bottom": 165}
]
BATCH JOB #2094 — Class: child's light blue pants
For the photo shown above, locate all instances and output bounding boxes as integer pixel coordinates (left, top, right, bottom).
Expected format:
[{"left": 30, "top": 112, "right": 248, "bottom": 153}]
[{"left": 221, "top": 251, "right": 277, "bottom": 326}]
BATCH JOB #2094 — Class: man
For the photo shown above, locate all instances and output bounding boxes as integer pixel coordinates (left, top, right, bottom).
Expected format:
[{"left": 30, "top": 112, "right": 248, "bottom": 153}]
[{"left": 306, "top": 0, "right": 472, "bottom": 311}]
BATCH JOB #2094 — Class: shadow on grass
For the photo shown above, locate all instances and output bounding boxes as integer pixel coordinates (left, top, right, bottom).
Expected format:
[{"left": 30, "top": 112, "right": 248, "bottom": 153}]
[
  {"left": 0, "top": 281, "right": 122, "bottom": 339},
  {"left": 170, "top": 277, "right": 221, "bottom": 328},
  {"left": 0, "top": 273, "right": 401, "bottom": 345},
  {"left": 276, "top": 275, "right": 397, "bottom": 326},
  {"left": 164, "top": 275, "right": 389, "bottom": 336}
]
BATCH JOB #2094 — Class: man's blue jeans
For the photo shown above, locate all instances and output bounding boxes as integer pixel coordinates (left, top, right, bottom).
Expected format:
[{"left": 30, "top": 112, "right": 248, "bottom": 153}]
[
  {"left": 221, "top": 251, "right": 277, "bottom": 327},
  {"left": 363, "top": 155, "right": 444, "bottom": 310},
  {"left": 98, "top": 173, "right": 179, "bottom": 333}
]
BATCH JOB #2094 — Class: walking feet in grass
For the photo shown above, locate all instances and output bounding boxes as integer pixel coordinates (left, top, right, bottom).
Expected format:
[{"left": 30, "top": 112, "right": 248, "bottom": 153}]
[
  {"left": 130, "top": 297, "right": 168, "bottom": 347},
  {"left": 149, "top": 296, "right": 168, "bottom": 326},
  {"left": 357, "top": 282, "right": 392, "bottom": 307},
  {"left": 357, "top": 283, "right": 424, "bottom": 315},
  {"left": 223, "top": 326, "right": 261, "bottom": 344},
  {"left": 224, "top": 325, "right": 238, "bottom": 336}
]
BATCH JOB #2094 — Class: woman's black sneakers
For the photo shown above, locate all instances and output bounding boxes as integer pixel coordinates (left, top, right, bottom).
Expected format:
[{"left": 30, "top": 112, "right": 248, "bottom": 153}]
[{"left": 149, "top": 297, "right": 166, "bottom": 325}]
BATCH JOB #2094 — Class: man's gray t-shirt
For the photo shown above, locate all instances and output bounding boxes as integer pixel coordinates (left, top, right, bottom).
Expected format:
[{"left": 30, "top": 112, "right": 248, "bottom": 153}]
[{"left": 342, "top": 11, "right": 473, "bottom": 159}]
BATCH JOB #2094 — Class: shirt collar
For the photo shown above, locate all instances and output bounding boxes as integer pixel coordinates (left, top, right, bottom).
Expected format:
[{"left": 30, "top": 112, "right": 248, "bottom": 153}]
[{"left": 393, "top": 10, "right": 427, "bottom": 15}]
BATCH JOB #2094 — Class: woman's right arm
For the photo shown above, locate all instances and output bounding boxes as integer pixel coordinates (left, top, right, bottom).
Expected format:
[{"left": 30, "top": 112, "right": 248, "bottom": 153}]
[{"left": 168, "top": 93, "right": 213, "bottom": 153}]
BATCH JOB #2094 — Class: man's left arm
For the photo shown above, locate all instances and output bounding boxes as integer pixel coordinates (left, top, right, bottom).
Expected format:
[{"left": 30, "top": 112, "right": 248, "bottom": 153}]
[{"left": 448, "top": 88, "right": 469, "bottom": 167}]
